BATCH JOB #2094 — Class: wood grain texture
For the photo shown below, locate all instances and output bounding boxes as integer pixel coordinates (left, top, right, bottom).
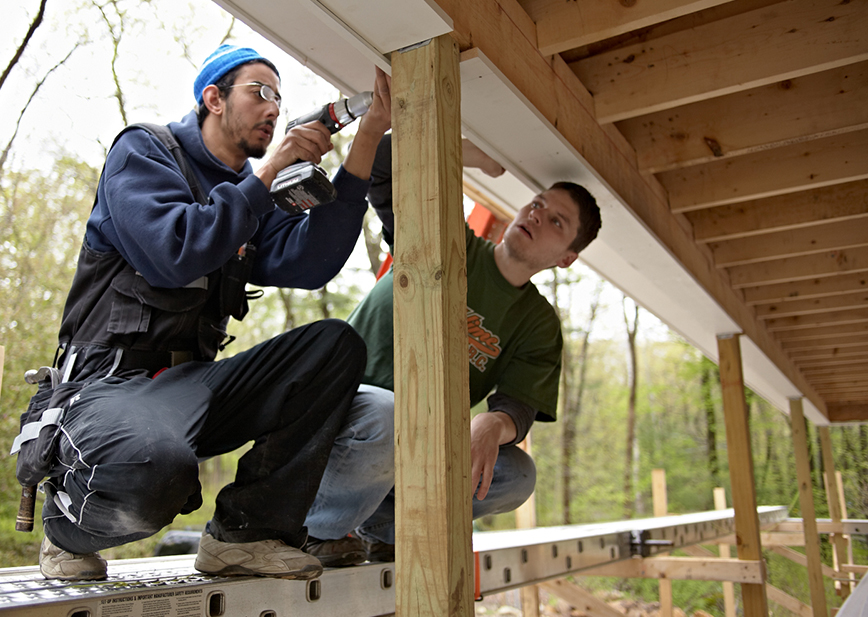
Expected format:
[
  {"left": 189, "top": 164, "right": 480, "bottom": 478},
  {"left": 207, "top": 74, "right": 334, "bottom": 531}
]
[
  {"left": 716, "top": 334, "right": 769, "bottom": 617},
  {"left": 714, "top": 487, "right": 737, "bottom": 617},
  {"left": 392, "top": 34, "right": 473, "bottom": 617},
  {"left": 523, "top": 0, "right": 735, "bottom": 55},
  {"left": 789, "top": 398, "right": 829, "bottom": 617},
  {"left": 689, "top": 180, "right": 868, "bottom": 244},
  {"left": 618, "top": 61, "right": 868, "bottom": 173},
  {"left": 571, "top": 0, "right": 868, "bottom": 123},
  {"left": 820, "top": 426, "right": 851, "bottom": 601},
  {"left": 661, "top": 130, "right": 868, "bottom": 212}
]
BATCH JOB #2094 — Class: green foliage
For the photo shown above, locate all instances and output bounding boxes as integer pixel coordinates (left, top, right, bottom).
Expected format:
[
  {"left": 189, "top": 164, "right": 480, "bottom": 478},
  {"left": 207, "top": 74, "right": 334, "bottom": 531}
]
[{"left": 0, "top": 154, "right": 97, "bottom": 565}]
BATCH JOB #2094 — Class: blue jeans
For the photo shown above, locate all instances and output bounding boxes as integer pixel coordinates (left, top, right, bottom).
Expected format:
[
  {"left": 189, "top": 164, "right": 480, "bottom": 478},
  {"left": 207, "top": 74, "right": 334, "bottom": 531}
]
[{"left": 304, "top": 385, "right": 537, "bottom": 544}]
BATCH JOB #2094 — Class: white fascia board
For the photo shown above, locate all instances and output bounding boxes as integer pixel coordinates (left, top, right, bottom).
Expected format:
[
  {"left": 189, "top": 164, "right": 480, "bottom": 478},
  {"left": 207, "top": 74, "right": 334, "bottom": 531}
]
[
  {"left": 213, "top": 0, "right": 451, "bottom": 94},
  {"left": 316, "top": 0, "right": 453, "bottom": 55},
  {"left": 459, "top": 50, "right": 821, "bottom": 421},
  {"left": 739, "top": 337, "right": 826, "bottom": 425}
]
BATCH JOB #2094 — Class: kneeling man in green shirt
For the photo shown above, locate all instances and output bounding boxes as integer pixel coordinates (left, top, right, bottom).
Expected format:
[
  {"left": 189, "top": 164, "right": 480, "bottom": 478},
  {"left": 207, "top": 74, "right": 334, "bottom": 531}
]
[{"left": 303, "top": 133, "right": 602, "bottom": 566}]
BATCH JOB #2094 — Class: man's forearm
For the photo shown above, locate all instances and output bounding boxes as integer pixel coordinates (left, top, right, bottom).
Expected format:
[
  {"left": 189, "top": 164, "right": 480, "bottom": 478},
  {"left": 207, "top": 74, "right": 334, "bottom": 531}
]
[{"left": 342, "top": 127, "right": 382, "bottom": 181}]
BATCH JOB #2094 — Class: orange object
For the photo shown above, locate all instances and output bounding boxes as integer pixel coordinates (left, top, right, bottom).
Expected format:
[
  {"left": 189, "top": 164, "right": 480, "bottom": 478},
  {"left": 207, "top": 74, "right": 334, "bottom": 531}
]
[
  {"left": 375, "top": 253, "right": 393, "bottom": 281},
  {"left": 467, "top": 203, "right": 507, "bottom": 243}
]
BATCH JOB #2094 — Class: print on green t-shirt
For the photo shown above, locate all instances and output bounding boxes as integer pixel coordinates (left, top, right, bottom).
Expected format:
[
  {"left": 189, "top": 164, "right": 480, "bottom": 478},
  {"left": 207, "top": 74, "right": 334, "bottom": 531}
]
[{"left": 347, "top": 226, "right": 562, "bottom": 420}]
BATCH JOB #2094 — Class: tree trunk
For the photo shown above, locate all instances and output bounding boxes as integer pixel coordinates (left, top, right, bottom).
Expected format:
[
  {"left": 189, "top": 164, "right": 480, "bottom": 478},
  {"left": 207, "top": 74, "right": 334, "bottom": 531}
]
[
  {"left": 279, "top": 288, "right": 295, "bottom": 332},
  {"left": 560, "top": 283, "right": 602, "bottom": 524},
  {"left": 362, "top": 210, "right": 385, "bottom": 276},
  {"left": 701, "top": 357, "right": 720, "bottom": 487},
  {"left": 318, "top": 284, "right": 331, "bottom": 319},
  {"left": 622, "top": 298, "right": 639, "bottom": 518},
  {"left": 1, "top": 0, "right": 48, "bottom": 90}
]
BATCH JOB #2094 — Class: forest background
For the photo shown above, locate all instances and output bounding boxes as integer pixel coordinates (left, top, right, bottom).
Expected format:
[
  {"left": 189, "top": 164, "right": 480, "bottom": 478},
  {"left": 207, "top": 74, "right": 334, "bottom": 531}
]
[{"left": 1, "top": 1, "right": 866, "bottom": 615}]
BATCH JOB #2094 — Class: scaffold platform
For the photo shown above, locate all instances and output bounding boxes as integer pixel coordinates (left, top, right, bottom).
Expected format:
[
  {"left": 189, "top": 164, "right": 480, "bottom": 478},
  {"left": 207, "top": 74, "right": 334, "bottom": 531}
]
[{"left": 0, "top": 506, "right": 791, "bottom": 616}]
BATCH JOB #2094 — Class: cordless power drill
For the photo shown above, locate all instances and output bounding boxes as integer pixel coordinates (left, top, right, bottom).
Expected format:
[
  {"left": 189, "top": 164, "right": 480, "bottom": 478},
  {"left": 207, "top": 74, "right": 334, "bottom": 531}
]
[{"left": 270, "top": 91, "right": 374, "bottom": 214}]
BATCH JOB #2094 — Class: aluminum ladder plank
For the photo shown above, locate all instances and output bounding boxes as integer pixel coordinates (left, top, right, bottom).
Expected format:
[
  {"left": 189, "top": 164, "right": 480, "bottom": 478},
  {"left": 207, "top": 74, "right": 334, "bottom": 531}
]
[{"left": 0, "top": 506, "right": 789, "bottom": 616}]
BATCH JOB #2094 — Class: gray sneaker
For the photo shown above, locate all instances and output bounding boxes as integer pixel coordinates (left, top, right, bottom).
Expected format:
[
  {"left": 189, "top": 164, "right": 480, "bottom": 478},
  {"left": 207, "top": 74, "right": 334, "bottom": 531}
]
[
  {"left": 39, "top": 537, "right": 108, "bottom": 581},
  {"left": 194, "top": 531, "right": 323, "bottom": 579}
]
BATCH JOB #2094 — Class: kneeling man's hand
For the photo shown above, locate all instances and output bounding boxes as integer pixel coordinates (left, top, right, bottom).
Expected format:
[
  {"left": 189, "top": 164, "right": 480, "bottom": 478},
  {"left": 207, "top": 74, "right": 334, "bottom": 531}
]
[{"left": 469, "top": 412, "right": 516, "bottom": 500}]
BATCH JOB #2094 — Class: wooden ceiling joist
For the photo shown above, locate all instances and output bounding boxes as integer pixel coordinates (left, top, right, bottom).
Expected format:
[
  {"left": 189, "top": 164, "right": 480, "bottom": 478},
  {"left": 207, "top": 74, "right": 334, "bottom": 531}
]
[
  {"left": 774, "top": 322, "right": 868, "bottom": 342},
  {"left": 828, "top": 403, "right": 868, "bottom": 423},
  {"left": 728, "top": 247, "right": 868, "bottom": 288},
  {"left": 802, "top": 364, "right": 868, "bottom": 378},
  {"left": 754, "top": 292, "right": 868, "bottom": 320},
  {"left": 781, "top": 334, "right": 868, "bottom": 352},
  {"left": 764, "top": 308, "right": 868, "bottom": 332},
  {"left": 689, "top": 180, "right": 868, "bottom": 244},
  {"left": 520, "top": 0, "right": 737, "bottom": 56},
  {"left": 793, "top": 354, "right": 868, "bottom": 369},
  {"left": 798, "top": 372, "right": 868, "bottom": 384},
  {"left": 617, "top": 62, "right": 868, "bottom": 174},
  {"left": 811, "top": 387, "right": 868, "bottom": 397},
  {"left": 710, "top": 219, "right": 868, "bottom": 268},
  {"left": 569, "top": 0, "right": 868, "bottom": 124},
  {"left": 803, "top": 368, "right": 865, "bottom": 378},
  {"left": 661, "top": 129, "right": 868, "bottom": 213},
  {"left": 795, "top": 346, "right": 868, "bottom": 358},
  {"left": 741, "top": 271, "right": 868, "bottom": 306}
]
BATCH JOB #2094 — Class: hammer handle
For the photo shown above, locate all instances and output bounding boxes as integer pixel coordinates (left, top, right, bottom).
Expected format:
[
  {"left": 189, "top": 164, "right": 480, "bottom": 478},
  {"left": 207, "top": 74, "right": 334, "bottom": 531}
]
[{"left": 16, "top": 486, "right": 36, "bottom": 532}]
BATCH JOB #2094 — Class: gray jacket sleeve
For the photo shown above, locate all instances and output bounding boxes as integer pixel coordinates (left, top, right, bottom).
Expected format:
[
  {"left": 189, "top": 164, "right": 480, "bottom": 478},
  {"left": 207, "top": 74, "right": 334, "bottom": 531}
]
[{"left": 486, "top": 391, "right": 537, "bottom": 446}]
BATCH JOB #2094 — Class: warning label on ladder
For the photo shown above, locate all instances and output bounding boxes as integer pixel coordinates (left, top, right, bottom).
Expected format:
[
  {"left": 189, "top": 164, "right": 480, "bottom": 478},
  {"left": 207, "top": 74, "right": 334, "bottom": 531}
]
[{"left": 97, "top": 588, "right": 203, "bottom": 617}]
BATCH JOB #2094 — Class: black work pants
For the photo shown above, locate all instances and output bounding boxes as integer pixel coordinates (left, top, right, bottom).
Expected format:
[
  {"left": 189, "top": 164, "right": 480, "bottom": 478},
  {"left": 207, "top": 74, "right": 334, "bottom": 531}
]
[{"left": 42, "top": 320, "right": 365, "bottom": 553}]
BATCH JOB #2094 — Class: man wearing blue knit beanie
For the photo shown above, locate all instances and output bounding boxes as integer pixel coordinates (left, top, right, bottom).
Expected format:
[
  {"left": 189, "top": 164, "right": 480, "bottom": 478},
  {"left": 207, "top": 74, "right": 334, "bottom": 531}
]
[{"left": 22, "top": 43, "right": 392, "bottom": 582}]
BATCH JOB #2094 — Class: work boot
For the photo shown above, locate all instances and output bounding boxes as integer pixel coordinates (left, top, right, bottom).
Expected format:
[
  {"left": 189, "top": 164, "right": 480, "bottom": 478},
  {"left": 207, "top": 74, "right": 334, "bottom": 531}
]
[
  {"left": 357, "top": 536, "right": 395, "bottom": 563},
  {"left": 303, "top": 535, "right": 366, "bottom": 567},
  {"left": 39, "top": 536, "right": 108, "bottom": 581},
  {"left": 194, "top": 530, "right": 323, "bottom": 580}
]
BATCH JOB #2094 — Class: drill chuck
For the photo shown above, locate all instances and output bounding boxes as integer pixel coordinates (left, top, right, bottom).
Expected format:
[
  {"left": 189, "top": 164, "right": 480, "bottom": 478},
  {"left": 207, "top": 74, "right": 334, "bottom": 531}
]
[{"left": 284, "top": 91, "right": 374, "bottom": 135}]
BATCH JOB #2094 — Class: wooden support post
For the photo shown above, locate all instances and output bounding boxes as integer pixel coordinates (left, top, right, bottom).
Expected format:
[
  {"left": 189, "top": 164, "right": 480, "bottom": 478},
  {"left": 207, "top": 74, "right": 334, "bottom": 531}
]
[
  {"left": 392, "top": 34, "right": 472, "bottom": 617},
  {"left": 716, "top": 333, "right": 769, "bottom": 617},
  {"left": 651, "top": 469, "right": 672, "bottom": 617},
  {"left": 838, "top": 470, "right": 856, "bottom": 593},
  {"left": 515, "top": 433, "right": 540, "bottom": 617},
  {"left": 651, "top": 469, "right": 667, "bottom": 518},
  {"left": 714, "top": 488, "right": 737, "bottom": 617},
  {"left": 789, "top": 397, "right": 829, "bottom": 617},
  {"left": 820, "top": 425, "right": 850, "bottom": 600}
]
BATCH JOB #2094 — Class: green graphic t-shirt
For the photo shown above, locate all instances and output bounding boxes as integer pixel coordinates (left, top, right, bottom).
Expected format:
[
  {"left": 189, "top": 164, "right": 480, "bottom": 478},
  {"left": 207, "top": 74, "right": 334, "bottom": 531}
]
[{"left": 347, "top": 226, "right": 562, "bottom": 421}]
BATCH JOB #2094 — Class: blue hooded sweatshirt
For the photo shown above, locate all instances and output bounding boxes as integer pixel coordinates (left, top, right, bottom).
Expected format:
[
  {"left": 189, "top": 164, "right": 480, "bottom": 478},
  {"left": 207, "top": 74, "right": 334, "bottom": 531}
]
[{"left": 85, "top": 110, "right": 369, "bottom": 290}]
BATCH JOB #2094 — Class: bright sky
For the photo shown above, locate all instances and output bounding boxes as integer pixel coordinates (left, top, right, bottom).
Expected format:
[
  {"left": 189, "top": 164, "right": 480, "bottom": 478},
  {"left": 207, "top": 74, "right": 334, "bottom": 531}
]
[
  {"left": 2, "top": 0, "right": 340, "bottom": 171},
  {"left": 2, "top": 0, "right": 671, "bottom": 347}
]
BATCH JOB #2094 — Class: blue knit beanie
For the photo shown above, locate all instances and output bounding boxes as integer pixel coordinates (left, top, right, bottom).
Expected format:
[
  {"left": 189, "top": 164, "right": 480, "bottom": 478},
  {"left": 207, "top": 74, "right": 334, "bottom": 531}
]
[{"left": 193, "top": 44, "right": 275, "bottom": 105}]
